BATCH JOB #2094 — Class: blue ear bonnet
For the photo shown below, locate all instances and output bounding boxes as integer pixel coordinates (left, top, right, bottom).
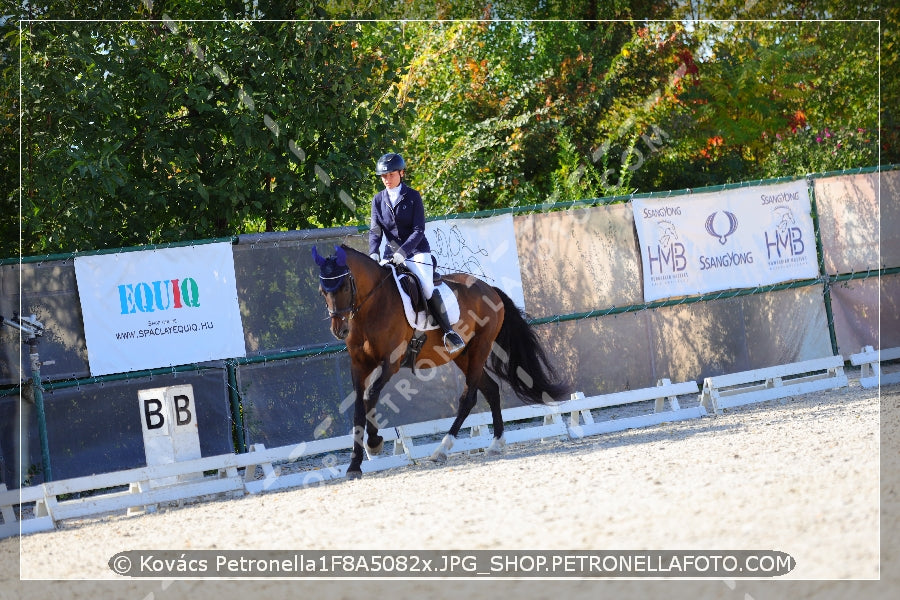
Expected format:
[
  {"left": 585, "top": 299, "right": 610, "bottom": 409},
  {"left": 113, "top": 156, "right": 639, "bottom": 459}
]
[
  {"left": 312, "top": 246, "right": 350, "bottom": 292},
  {"left": 319, "top": 259, "right": 349, "bottom": 292}
]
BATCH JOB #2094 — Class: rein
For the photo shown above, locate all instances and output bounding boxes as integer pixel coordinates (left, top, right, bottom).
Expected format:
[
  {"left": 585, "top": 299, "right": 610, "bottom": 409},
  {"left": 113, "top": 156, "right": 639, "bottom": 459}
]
[{"left": 401, "top": 256, "right": 496, "bottom": 283}]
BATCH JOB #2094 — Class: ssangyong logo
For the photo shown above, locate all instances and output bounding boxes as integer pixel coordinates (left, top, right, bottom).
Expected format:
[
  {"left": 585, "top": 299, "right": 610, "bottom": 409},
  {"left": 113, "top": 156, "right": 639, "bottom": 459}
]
[
  {"left": 705, "top": 211, "right": 738, "bottom": 245},
  {"left": 118, "top": 278, "right": 200, "bottom": 315},
  {"left": 698, "top": 211, "right": 753, "bottom": 271}
]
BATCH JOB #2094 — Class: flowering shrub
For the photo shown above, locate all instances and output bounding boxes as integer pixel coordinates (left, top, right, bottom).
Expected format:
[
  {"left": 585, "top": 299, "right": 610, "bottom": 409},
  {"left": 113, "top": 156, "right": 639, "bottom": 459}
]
[{"left": 759, "top": 125, "right": 877, "bottom": 177}]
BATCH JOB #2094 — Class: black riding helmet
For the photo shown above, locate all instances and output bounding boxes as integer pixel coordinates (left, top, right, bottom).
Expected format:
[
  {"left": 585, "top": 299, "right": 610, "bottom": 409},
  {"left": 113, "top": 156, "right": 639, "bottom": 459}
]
[{"left": 375, "top": 152, "right": 406, "bottom": 175}]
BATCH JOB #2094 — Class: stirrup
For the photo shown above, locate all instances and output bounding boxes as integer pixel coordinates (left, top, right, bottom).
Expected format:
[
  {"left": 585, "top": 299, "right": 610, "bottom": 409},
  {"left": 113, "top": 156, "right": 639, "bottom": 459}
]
[{"left": 443, "top": 331, "right": 465, "bottom": 354}]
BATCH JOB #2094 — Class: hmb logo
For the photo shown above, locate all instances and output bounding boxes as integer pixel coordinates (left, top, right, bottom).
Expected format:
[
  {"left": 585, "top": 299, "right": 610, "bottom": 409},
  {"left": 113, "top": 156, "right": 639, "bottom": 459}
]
[
  {"left": 647, "top": 220, "right": 687, "bottom": 274},
  {"left": 118, "top": 278, "right": 200, "bottom": 315},
  {"left": 765, "top": 207, "right": 805, "bottom": 259}
]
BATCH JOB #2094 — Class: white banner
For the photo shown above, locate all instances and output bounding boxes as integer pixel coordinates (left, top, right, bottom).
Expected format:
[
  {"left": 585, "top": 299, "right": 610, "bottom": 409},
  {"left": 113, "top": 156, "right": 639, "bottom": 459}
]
[
  {"left": 426, "top": 213, "right": 526, "bottom": 310},
  {"left": 632, "top": 180, "right": 818, "bottom": 302},
  {"left": 377, "top": 213, "right": 526, "bottom": 309},
  {"left": 74, "top": 243, "right": 246, "bottom": 376}
]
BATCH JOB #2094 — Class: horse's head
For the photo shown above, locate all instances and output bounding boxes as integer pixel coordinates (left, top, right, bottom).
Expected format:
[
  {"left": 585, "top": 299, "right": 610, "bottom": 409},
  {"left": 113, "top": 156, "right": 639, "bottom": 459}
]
[{"left": 312, "top": 245, "right": 355, "bottom": 340}]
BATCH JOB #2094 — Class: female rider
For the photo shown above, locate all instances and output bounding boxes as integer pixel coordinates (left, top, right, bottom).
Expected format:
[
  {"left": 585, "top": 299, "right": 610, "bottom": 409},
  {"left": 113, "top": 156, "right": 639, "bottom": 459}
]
[{"left": 368, "top": 152, "right": 466, "bottom": 354}]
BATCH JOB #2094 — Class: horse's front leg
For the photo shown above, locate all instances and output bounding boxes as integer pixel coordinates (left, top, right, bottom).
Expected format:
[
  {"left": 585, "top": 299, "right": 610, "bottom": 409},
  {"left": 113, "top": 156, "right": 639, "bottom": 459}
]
[
  {"left": 347, "top": 375, "right": 368, "bottom": 480},
  {"left": 347, "top": 359, "right": 393, "bottom": 479},
  {"left": 363, "top": 360, "right": 393, "bottom": 456}
]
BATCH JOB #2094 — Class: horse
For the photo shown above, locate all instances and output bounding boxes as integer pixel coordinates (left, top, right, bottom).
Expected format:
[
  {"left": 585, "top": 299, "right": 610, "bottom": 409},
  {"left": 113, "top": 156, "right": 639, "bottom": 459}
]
[{"left": 312, "top": 244, "right": 570, "bottom": 479}]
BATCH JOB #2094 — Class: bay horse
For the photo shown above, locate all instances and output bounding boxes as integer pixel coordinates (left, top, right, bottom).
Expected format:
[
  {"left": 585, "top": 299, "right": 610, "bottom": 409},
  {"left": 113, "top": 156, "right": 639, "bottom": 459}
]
[{"left": 312, "top": 244, "right": 570, "bottom": 479}]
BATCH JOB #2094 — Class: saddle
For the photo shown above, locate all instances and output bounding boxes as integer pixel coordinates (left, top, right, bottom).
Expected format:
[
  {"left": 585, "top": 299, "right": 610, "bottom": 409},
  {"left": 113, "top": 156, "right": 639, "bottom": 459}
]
[
  {"left": 394, "top": 258, "right": 442, "bottom": 316},
  {"left": 390, "top": 259, "right": 450, "bottom": 370}
]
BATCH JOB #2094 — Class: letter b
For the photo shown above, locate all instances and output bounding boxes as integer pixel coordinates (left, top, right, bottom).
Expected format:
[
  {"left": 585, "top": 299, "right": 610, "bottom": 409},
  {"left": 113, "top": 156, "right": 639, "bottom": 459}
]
[
  {"left": 173, "top": 395, "right": 192, "bottom": 426},
  {"left": 143, "top": 398, "right": 165, "bottom": 430}
]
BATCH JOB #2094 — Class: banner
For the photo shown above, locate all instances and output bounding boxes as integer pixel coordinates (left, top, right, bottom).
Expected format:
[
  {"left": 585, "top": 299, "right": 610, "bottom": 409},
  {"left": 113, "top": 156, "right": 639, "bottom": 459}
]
[
  {"left": 426, "top": 213, "right": 526, "bottom": 309},
  {"left": 75, "top": 243, "right": 246, "bottom": 376},
  {"left": 632, "top": 180, "right": 818, "bottom": 302},
  {"left": 375, "top": 213, "right": 526, "bottom": 309}
]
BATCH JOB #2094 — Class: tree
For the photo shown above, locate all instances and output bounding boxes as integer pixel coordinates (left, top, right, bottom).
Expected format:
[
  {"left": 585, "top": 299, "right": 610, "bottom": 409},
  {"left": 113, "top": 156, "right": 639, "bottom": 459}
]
[
  {"left": 1, "top": 18, "right": 17, "bottom": 259},
  {"left": 2, "top": 0, "right": 891, "bottom": 259},
  {"left": 10, "top": 3, "right": 406, "bottom": 257},
  {"left": 393, "top": 18, "right": 692, "bottom": 214},
  {"left": 670, "top": 0, "right": 892, "bottom": 172}
]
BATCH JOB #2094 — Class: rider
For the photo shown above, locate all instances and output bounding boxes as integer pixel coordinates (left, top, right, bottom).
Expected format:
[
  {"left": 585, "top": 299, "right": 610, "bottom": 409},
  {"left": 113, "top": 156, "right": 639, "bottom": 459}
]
[{"left": 368, "top": 152, "right": 466, "bottom": 354}]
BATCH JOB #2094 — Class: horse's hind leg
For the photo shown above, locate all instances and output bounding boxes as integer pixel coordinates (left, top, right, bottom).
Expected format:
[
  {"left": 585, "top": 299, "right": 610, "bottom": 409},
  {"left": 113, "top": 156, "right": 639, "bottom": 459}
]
[
  {"left": 429, "top": 384, "right": 478, "bottom": 463},
  {"left": 479, "top": 373, "right": 506, "bottom": 456}
]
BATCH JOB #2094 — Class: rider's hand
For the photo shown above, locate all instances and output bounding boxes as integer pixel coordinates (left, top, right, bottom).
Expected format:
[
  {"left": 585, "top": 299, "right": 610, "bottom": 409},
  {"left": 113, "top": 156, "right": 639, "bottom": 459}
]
[
  {"left": 369, "top": 252, "right": 380, "bottom": 261},
  {"left": 392, "top": 252, "right": 405, "bottom": 265}
]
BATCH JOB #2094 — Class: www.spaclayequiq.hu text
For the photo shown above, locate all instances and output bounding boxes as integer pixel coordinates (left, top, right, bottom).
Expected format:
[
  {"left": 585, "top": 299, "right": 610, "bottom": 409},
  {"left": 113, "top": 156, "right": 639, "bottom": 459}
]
[{"left": 109, "top": 550, "right": 795, "bottom": 578}]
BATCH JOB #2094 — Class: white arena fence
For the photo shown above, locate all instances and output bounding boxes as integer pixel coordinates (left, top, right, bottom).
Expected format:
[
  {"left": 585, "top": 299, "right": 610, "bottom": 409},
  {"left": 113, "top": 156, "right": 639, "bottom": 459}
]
[{"left": 2, "top": 358, "right": 873, "bottom": 539}]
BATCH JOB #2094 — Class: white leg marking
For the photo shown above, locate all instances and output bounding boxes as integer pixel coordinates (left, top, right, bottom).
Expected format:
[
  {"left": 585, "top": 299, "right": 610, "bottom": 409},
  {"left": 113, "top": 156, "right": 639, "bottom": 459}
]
[
  {"left": 429, "top": 434, "right": 455, "bottom": 463},
  {"left": 486, "top": 434, "right": 507, "bottom": 456}
]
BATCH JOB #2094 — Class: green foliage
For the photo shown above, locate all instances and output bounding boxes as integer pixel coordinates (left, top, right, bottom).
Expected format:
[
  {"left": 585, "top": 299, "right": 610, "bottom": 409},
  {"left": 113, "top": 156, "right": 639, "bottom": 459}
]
[
  {"left": 2, "top": 1, "right": 891, "bottom": 260},
  {"left": 12, "top": 10, "right": 404, "bottom": 256},
  {"left": 759, "top": 126, "right": 878, "bottom": 177},
  {"left": 396, "top": 19, "right": 684, "bottom": 213},
  {"left": 627, "top": 19, "right": 880, "bottom": 190}
]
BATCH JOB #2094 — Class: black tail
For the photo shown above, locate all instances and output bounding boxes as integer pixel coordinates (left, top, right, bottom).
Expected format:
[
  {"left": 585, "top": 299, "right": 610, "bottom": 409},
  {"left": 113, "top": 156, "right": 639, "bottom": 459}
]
[{"left": 488, "top": 287, "right": 572, "bottom": 404}]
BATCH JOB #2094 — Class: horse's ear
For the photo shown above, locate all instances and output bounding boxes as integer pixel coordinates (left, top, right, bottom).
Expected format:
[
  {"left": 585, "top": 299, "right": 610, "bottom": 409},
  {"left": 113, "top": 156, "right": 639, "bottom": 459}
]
[
  {"left": 312, "top": 246, "right": 326, "bottom": 266},
  {"left": 334, "top": 246, "right": 347, "bottom": 267}
]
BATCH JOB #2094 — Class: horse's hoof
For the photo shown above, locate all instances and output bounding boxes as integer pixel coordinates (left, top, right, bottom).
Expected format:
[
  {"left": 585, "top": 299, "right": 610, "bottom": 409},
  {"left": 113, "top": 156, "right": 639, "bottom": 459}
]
[
  {"left": 486, "top": 436, "right": 507, "bottom": 456},
  {"left": 366, "top": 438, "right": 385, "bottom": 456},
  {"left": 429, "top": 434, "right": 454, "bottom": 463},
  {"left": 346, "top": 470, "right": 362, "bottom": 480}
]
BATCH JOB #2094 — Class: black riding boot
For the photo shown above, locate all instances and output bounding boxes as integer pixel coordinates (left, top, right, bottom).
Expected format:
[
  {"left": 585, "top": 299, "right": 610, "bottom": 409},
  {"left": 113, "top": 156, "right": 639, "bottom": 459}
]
[{"left": 427, "top": 288, "right": 465, "bottom": 354}]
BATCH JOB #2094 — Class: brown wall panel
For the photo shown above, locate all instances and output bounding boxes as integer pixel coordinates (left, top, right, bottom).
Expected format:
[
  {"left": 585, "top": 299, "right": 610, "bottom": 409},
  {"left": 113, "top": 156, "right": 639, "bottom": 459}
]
[
  {"left": 650, "top": 286, "right": 831, "bottom": 383},
  {"left": 882, "top": 169, "right": 900, "bottom": 268},
  {"left": 831, "top": 273, "right": 900, "bottom": 355},
  {"left": 532, "top": 311, "right": 655, "bottom": 397},
  {"left": 649, "top": 297, "right": 751, "bottom": 384},
  {"left": 815, "top": 172, "right": 881, "bottom": 273},
  {"left": 883, "top": 273, "right": 900, "bottom": 349},
  {"left": 741, "top": 284, "right": 833, "bottom": 366},
  {"left": 514, "top": 204, "right": 643, "bottom": 318}
]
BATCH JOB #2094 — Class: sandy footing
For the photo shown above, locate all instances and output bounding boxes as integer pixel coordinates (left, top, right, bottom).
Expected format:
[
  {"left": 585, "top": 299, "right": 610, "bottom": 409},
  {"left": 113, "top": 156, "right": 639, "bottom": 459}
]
[{"left": 1, "top": 378, "right": 896, "bottom": 600}]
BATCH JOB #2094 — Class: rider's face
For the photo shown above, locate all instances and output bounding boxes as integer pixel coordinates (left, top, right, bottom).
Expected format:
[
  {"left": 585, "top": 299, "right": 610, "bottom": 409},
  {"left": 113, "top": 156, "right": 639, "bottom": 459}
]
[{"left": 380, "top": 170, "right": 403, "bottom": 189}]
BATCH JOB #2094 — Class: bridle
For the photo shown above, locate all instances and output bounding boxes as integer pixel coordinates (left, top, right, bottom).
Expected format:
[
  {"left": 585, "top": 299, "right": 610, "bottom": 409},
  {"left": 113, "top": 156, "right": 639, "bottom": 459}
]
[
  {"left": 321, "top": 271, "right": 358, "bottom": 319},
  {"left": 321, "top": 267, "right": 394, "bottom": 321}
]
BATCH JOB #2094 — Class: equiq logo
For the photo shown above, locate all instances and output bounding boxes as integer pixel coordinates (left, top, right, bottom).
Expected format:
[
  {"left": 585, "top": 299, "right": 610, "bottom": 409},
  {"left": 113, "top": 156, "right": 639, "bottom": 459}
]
[{"left": 118, "top": 278, "right": 201, "bottom": 315}]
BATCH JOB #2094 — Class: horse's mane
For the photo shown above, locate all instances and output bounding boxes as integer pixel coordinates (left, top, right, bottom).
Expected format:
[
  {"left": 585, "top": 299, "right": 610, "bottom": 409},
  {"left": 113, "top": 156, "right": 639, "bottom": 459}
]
[
  {"left": 338, "top": 243, "right": 388, "bottom": 275},
  {"left": 339, "top": 243, "right": 365, "bottom": 257}
]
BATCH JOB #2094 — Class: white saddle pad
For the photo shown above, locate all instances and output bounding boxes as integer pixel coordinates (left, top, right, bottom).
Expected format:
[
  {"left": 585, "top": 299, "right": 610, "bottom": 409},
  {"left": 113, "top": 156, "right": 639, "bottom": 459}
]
[{"left": 389, "top": 265, "right": 460, "bottom": 331}]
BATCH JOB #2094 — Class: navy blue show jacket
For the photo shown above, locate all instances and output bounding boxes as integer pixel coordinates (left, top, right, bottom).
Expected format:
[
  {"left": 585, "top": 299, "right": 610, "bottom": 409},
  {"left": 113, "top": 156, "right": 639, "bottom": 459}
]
[{"left": 368, "top": 182, "right": 431, "bottom": 259}]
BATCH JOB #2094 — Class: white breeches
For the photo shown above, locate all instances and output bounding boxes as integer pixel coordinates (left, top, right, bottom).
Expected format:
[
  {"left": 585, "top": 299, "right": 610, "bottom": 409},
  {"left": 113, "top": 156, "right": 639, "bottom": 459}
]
[{"left": 405, "top": 252, "right": 435, "bottom": 299}]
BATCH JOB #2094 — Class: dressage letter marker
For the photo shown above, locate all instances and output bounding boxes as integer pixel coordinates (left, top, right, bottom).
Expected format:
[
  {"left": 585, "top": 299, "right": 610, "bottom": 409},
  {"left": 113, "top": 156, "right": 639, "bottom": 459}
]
[{"left": 138, "top": 385, "right": 202, "bottom": 488}]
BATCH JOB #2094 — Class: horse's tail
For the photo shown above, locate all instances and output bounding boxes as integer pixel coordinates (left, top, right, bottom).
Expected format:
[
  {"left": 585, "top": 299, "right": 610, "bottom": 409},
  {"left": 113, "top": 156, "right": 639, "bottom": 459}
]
[{"left": 487, "top": 286, "right": 571, "bottom": 405}]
